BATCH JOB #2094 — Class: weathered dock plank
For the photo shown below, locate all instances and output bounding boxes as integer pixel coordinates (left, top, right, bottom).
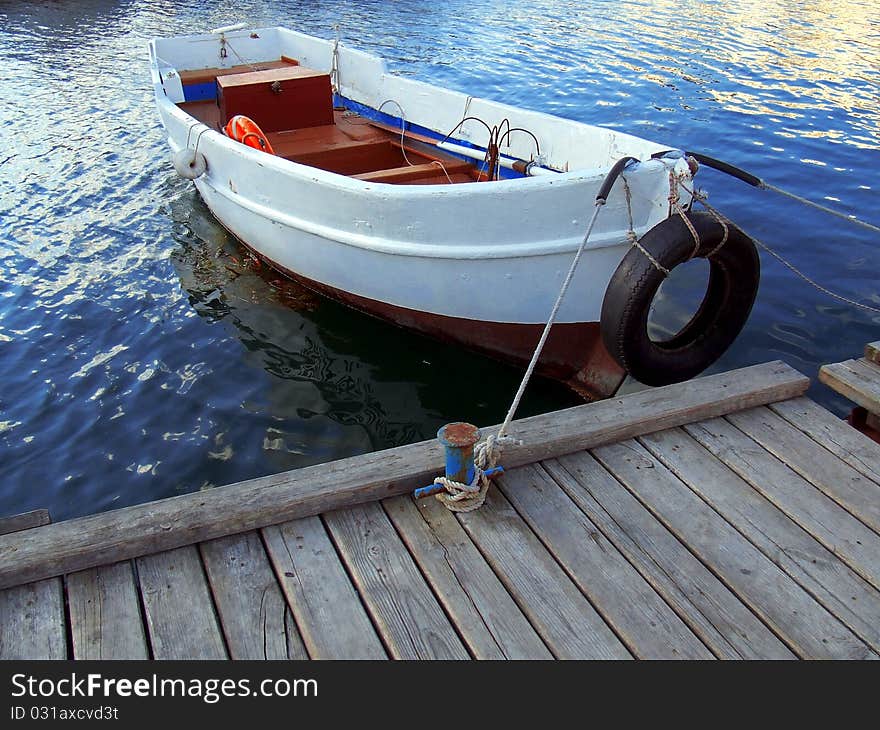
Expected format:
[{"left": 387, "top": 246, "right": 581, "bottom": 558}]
[
  {"left": 67, "top": 562, "right": 149, "bottom": 659},
  {"left": 0, "top": 361, "right": 808, "bottom": 590},
  {"left": 770, "top": 397, "right": 880, "bottom": 486},
  {"left": 0, "top": 579, "right": 66, "bottom": 659},
  {"left": 685, "top": 418, "right": 880, "bottom": 591},
  {"left": 323, "top": 503, "right": 470, "bottom": 660},
  {"left": 384, "top": 495, "right": 551, "bottom": 659},
  {"left": 200, "top": 532, "right": 307, "bottom": 660},
  {"left": 726, "top": 407, "right": 880, "bottom": 532},
  {"left": 0, "top": 509, "right": 50, "bottom": 536},
  {"left": 457, "top": 486, "right": 632, "bottom": 659},
  {"left": 262, "top": 516, "right": 386, "bottom": 659},
  {"left": 641, "top": 427, "right": 880, "bottom": 653},
  {"left": 498, "top": 463, "right": 713, "bottom": 659},
  {"left": 819, "top": 358, "right": 880, "bottom": 414},
  {"left": 592, "top": 440, "right": 875, "bottom": 659},
  {"left": 546, "top": 453, "right": 794, "bottom": 659},
  {"left": 136, "top": 546, "right": 227, "bottom": 659},
  {"left": 865, "top": 341, "right": 880, "bottom": 366}
]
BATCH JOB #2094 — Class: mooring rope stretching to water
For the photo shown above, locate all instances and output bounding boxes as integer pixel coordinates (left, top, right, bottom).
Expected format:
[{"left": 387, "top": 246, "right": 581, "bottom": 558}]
[
  {"left": 684, "top": 151, "right": 880, "bottom": 235},
  {"left": 677, "top": 179, "right": 880, "bottom": 316}
]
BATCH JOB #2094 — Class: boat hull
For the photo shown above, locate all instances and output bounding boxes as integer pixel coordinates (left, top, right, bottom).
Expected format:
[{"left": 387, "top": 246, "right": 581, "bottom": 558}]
[{"left": 235, "top": 233, "right": 625, "bottom": 399}]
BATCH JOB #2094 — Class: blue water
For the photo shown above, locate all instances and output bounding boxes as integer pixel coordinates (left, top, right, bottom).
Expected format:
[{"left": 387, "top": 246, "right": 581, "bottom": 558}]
[{"left": 0, "top": 0, "right": 878, "bottom": 521}]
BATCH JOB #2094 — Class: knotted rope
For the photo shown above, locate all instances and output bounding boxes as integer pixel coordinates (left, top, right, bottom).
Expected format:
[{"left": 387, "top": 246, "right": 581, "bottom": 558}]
[
  {"left": 433, "top": 433, "right": 517, "bottom": 512},
  {"left": 623, "top": 174, "right": 670, "bottom": 276}
]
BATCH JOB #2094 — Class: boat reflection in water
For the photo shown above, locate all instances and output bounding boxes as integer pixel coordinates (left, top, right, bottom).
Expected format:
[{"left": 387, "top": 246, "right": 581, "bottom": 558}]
[{"left": 167, "top": 189, "right": 578, "bottom": 477}]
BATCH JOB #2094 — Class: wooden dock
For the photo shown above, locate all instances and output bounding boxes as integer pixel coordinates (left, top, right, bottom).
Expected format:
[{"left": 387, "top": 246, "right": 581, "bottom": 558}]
[{"left": 1, "top": 359, "right": 879, "bottom": 660}]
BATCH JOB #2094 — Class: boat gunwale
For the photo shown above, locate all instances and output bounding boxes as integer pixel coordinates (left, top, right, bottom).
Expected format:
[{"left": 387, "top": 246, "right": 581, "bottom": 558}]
[{"left": 149, "top": 31, "right": 678, "bottom": 200}]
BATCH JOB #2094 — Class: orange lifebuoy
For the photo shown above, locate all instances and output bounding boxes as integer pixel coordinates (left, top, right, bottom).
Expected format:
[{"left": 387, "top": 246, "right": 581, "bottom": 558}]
[{"left": 224, "top": 115, "right": 275, "bottom": 155}]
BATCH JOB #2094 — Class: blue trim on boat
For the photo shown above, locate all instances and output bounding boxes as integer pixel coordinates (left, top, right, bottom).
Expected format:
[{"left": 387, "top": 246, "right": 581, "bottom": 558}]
[
  {"left": 183, "top": 82, "right": 216, "bottom": 102},
  {"left": 335, "top": 94, "right": 525, "bottom": 180}
]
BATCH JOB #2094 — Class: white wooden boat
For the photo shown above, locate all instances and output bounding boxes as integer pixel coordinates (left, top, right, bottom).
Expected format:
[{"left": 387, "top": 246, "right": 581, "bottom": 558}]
[{"left": 150, "top": 25, "right": 759, "bottom": 399}]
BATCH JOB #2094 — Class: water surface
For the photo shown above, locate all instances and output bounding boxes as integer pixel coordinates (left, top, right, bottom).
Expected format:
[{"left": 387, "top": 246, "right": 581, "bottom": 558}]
[{"left": 0, "top": 0, "right": 878, "bottom": 520}]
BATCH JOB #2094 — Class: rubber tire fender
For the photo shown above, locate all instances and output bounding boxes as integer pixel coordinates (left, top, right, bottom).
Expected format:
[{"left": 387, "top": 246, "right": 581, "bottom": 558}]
[{"left": 600, "top": 210, "right": 759, "bottom": 387}]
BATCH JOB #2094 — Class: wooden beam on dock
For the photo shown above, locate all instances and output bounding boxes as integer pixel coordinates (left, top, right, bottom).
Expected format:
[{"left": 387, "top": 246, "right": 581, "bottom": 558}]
[
  {"left": 0, "top": 361, "right": 808, "bottom": 590},
  {"left": 0, "top": 509, "right": 50, "bottom": 537}
]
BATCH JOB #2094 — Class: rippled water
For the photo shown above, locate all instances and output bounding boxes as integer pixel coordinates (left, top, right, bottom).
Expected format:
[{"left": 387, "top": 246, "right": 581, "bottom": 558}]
[{"left": 1, "top": 0, "right": 878, "bottom": 521}]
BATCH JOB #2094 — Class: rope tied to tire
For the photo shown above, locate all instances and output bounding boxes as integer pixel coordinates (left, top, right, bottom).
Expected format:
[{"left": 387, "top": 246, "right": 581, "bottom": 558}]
[
  {"left": 623, "top": 174, "right": 671, "bottom": 276},
  {"left": 668, "top": 171, "right": 702, "bottom": 260}
]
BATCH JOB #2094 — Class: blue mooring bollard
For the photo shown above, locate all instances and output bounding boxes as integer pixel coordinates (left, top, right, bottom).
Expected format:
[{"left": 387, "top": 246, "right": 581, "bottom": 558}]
[{"left": 414, "top": 422, "right": 504, "bottom": 499}]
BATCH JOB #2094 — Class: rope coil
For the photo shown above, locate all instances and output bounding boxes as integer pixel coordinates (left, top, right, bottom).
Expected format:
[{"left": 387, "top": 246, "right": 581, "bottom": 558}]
[{"left": 434, "top": 434, "right": 517, "bottom": 512}]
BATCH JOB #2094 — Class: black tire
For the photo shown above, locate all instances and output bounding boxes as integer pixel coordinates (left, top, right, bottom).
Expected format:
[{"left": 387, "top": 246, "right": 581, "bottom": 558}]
[{"left": 600, "top": 211, "right": 759, "bottom": 387}]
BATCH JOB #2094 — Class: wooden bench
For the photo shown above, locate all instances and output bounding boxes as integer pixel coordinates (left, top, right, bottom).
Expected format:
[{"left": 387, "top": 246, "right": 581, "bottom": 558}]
[{"left": 354, "top": 159, "right": 473, "bottom": 184}]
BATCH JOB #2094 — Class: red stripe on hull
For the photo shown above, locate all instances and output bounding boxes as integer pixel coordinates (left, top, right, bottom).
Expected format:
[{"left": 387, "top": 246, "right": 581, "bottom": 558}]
[{"left": 239, "top": 243, "right": 626, "bottom": 400}]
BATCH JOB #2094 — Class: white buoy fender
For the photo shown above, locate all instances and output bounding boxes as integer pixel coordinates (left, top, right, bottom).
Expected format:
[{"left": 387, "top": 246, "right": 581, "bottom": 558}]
[{"left": 172, "top": 149, "right": 207, "bottom": 180}]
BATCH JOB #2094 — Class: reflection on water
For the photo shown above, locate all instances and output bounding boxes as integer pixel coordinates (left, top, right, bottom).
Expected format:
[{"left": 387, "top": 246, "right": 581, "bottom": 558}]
[{"left": 0, "top": 0, "right": 878, "bottom": 520}]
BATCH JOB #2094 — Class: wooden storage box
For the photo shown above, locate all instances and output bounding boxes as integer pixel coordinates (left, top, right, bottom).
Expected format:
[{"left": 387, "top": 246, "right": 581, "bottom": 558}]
[{"left": 217, "top": 66, "right": 333, "bottom": 132}]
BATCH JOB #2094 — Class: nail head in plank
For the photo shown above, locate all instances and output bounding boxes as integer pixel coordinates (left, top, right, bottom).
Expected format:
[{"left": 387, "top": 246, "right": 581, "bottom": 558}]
[
  {"left": 457, "top": 486, "right": 631, "bottom": 659},
  {"left": 0, "top": 361, "right": 808, "bottom": 591},
  {"left": 685, "top": 418, "right": 880, "bottom": 591},
  {"left": 640, "top": 427, "right": 880, "bottom": 653},
  {"left": 545, "top": 453, "right": 793, "bottom": 659},
  {"left": 499, "top": 463, "right": 712, "bottom": 659},
  {"left": 136, "top": 546, "right": 227, "bottom": 659},
  {"left": 262, "top": 516, "right": 386, "bottom": 659},
  {"left": 770, "top": 397, "right": 880, "bottom": 486},
  {"left": 323, "top": 503, "right": 470, "bottom": 660},
  {"left": 67, "top": 562, "right": 149, "bottom": 659},
  {"left": 593, "top": 440, "right": 874, "bottom": 659},
  {"left": 384, "top": 494, "right": 551, "bottom": 659},
  {"left": 726, "top": 407, "right": 880, "bottom": 533},
  {"left": 0, "top": 578, "right": 67, "bottom": 659},
  {"left": 0, "top": 509, "right": 50, "bottom": 537},
  {"left": 200, "top": 532, "right": 307, "bottom": 660}
]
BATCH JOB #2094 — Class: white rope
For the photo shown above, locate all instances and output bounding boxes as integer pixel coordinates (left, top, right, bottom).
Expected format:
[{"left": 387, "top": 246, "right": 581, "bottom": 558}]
[
  {"left": 376, "top": 99, "right": 419, "bottom": 168},
  {"left": 668, "top": 172, "right": 701, "bottom": 259},
  {"left": 330, "top": 24, "right": 341, "bottom": 94},
  {"left": 623, "top": 174, "right": 670, "bottom": 276},
  {"left": 434, "top": 433, "right": 515, "bottom": 512},
  {"left": 763, "top": 183, "right": 880, "bottom": 235},
  {"left": 433, "top": 202, "right": 605, "bottom": 511},
  {"left": 498, "top": 203, "right": 605, "bottom": 439}
]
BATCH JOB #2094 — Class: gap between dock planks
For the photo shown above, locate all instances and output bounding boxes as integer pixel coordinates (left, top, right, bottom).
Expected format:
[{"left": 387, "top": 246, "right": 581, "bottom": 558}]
[
  {"left": 0, "top": 361, "right": 808, "bottom": 590},
  {"left": 496, "top": 464, "right": 713, "bottom": 659},
  {"left": 639, "top": 427, "right": 880, "bottom": 653},
  {"left": 543, "top": 454, "right": 795, "bottom": 659},
  {"left": 590, "top": 440, "right": 875, "bottom": 659}
]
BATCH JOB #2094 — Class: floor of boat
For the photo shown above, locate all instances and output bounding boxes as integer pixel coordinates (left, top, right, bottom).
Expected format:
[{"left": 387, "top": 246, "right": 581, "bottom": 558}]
[{"left": 179, "top": 82, "right": 480, "bottom": 185}]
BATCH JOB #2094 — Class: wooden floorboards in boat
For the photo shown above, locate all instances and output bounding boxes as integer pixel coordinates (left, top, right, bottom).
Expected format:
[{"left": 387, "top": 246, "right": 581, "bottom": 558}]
[
  {"left": 1, "top": 373, "right": 878, "bottom": 659},
  {"left": 175, "top": 101, "right": 479, "bottom": 184}
]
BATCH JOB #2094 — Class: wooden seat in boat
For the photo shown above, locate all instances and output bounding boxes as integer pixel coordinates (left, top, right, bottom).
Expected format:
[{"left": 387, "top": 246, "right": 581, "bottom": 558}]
[{"left": 354, "top": 160, "right": 473, "bottom": 184}]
